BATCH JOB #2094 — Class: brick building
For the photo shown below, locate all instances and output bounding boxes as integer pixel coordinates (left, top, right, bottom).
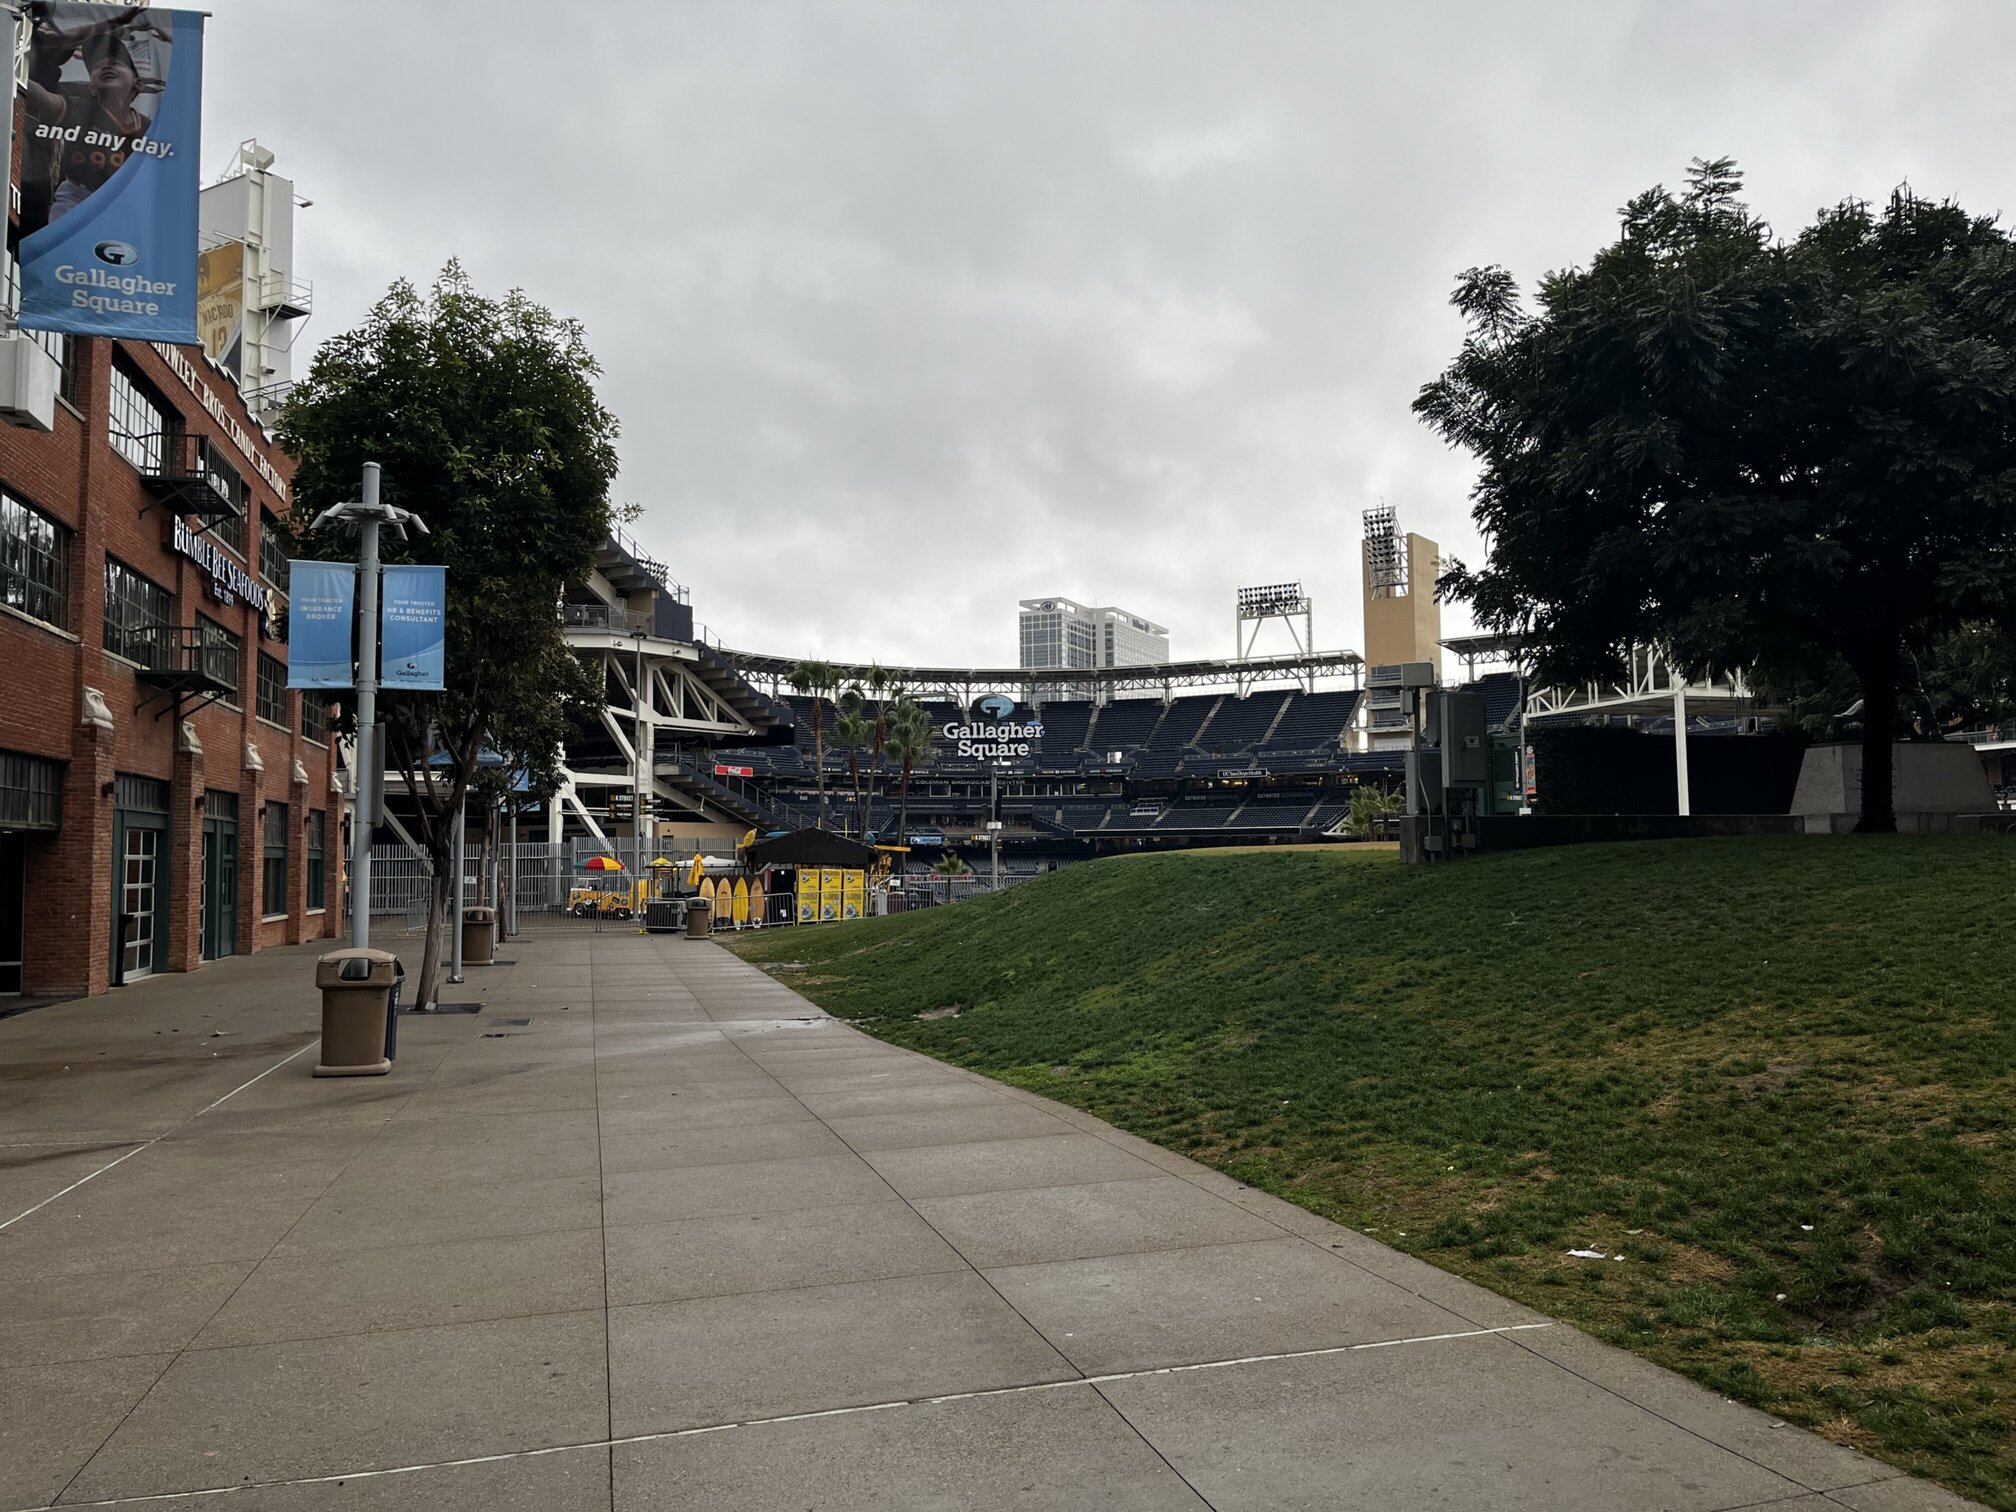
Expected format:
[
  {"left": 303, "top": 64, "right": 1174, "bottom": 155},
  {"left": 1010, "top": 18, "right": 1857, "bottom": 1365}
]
[{"left": 0, "top": 332, "right": 340, "bottom": 1000}]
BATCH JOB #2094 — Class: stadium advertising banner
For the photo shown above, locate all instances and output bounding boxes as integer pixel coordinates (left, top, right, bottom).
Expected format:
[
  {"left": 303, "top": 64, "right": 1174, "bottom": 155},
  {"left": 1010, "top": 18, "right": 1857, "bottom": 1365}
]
[
  {"left": 943, "top": 694, "right": 1044, "bottom": 759},
  {"left": 287, "top": 561, "right": 356, "bottom": 690},
  {"left": 196, "top": 241, "right": 244, "bottom": 373},
  {"left": 18, "top": 4, "right": 206, "bottom": 343},
  {"left": 380, "top": 565, "right": 447, "bottom": 690}
]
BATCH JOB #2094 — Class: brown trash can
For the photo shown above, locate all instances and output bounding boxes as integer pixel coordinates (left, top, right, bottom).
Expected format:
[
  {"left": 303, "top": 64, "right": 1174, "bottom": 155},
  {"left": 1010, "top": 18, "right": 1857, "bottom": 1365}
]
[
  {"left": 685, "top": 896, "right": 711, "bottom": 939},
  {"left": 461, "top": 906, "right": 497, "bottom": 966},
  {"left": 314, "top": 948, "right": 397, "bottom": 1077}
]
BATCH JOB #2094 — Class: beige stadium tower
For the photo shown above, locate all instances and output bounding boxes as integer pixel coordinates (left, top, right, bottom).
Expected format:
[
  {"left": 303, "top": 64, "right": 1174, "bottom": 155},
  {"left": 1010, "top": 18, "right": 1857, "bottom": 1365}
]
[{"left": 1361, "top": 504, "right": 1442, "bottom": 677}]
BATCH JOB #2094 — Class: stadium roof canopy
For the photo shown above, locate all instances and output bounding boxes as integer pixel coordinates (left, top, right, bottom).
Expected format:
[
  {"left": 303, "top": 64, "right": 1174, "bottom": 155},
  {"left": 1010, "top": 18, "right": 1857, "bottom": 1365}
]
[{"left": 723, "top": 648, "right": 1366, "bottom": 701}]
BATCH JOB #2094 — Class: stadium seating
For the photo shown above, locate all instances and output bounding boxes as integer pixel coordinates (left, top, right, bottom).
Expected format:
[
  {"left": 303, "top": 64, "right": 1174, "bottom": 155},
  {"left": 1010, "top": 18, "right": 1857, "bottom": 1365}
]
[
  {"left": 1035, "top": 701, "right": 1092, "bottom": 757},
  {"left": 1473, "top": 672, "right": 1522, "bottom": 730},
  {"left": 1306, "top": 800, "right": 1352, "bottom": 831},
  {"left": 1149, "top": 695, "right": 1220, "bottom": 750},
  {"left": 690, "top": 680, "right": 1406, "bottom": 852},
  {"left": 1084, "top": 697, "right": 1164, "bottom": 752},
  {"left": 1264, "top": 690, "right": 1362, "bottom": 750},
  {"left": 1196, "top": 690, "right": 1292, "bottom": 754},
  {"left": 1154, "top": 805, "right": 1241, "bottom": 829}
]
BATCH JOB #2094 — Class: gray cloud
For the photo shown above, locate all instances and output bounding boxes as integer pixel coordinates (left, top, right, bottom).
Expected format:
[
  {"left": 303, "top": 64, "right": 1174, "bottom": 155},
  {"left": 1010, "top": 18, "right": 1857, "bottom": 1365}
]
[{"left": 205, "top": 0, "right": 2016, "bottom": 668}]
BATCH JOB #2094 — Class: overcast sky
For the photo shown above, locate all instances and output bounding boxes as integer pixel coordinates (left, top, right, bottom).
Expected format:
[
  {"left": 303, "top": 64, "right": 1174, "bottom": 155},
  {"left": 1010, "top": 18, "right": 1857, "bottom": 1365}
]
[{"left": 205, "top": 1, "right": 2015, "bottom": 672}]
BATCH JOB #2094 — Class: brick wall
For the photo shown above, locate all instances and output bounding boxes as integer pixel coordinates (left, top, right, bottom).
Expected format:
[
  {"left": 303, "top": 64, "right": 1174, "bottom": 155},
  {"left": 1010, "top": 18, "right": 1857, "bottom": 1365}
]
[{"left": 0, "top": 335, "right": 338, "bottom": 998}]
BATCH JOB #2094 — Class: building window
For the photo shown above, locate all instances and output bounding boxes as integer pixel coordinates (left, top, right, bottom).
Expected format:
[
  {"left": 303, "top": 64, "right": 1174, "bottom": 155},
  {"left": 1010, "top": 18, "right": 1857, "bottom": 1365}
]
[
  {"left": 203, "top": 454, "right": 245, "bottom": 557},
  {"left": 0, "top": 491, "right": 69, "bottom": 629},
  {"left": 0, "top": 751, "right": 61, "bottom": 831},
  {"left": 256, "top": 652, "right": 288, "bottom": 724},
  {"left": 29, "top": 329, "right": 80, "bottom": 406},
  {"left": 301, "top": 694, "right": 328, "bottom": 743},
  {"left": 262, "top": 801, "right": 288, "bottom": 917},
  {"left": 104, "top": 558, "right": 172, "bottom": 667},
  {"left": 306, "top": 809, "right": 326, "bottom": 910},
  {"left": 259, "top": 512, "right": 289, "bottom": 589},
  {"left": 198, "top": 615, "right": 240, "bottom": 701},
  {"left": 109, "top": 362, "right": 171, "bottom": 473},
  {"left": 209, "top": 499, "right": 246, "bottom": 558}
]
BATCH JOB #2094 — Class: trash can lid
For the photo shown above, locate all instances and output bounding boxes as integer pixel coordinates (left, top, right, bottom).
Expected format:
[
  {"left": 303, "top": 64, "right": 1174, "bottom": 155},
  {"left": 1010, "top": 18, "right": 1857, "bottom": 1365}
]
[{"left": 318, "top": 947, "right": 398, "bottom": 965}]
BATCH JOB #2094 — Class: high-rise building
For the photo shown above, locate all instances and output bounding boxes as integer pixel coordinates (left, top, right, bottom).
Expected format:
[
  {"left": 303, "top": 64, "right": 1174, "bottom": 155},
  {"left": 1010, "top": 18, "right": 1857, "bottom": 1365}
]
[{"left": 1018, "top": 597, "right": 1170, "bottom": 678}]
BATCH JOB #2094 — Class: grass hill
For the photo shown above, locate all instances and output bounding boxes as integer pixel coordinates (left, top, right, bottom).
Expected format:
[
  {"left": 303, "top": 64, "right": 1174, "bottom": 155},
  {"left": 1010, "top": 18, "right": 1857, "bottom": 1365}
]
[{"left": 732, "top": 838, "right": 2016, "bottom": 1509}]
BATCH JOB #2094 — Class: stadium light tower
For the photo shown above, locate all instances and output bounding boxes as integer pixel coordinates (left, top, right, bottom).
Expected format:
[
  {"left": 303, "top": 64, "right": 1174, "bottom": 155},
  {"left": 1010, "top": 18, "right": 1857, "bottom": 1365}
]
[{"left": 1234, "top": 582, "right": 1315, "bottom": 694}]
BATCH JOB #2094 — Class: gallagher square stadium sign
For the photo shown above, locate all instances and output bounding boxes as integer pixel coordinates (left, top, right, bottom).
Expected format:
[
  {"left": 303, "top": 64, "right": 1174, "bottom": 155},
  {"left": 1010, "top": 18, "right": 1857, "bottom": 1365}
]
[{"left": 943, "top": 693, "right": 1043, "bottom": 759}]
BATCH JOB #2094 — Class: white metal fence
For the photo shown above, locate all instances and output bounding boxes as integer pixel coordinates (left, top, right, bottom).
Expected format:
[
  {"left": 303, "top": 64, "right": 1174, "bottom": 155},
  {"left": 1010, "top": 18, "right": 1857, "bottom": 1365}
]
[{"left": 347, "top": 841, "right": 1057, "bottom": 936}]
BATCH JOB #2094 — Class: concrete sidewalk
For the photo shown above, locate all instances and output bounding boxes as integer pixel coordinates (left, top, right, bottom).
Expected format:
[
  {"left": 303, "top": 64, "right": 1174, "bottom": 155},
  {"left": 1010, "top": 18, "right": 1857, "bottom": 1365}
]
[{"left": 0, "top": 932, "right": 1980, "bottom": 1511}]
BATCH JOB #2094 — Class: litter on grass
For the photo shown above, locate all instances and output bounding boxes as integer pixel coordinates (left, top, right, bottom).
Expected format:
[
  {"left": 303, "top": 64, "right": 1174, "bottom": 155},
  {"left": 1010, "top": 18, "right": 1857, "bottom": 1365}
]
[{"left": 1566, "top": 1248, "right": 1608, "bottom": 1260}]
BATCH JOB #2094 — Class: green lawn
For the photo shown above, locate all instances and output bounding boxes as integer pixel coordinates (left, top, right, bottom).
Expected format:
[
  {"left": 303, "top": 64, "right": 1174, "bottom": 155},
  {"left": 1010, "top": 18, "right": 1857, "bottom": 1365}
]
[{"left": 731, "top": 838, "right": 2016, "bottom": 1509}]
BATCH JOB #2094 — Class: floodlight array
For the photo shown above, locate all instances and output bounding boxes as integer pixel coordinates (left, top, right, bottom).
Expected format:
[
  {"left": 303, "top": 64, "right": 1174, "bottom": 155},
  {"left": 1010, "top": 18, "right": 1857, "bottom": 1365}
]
[
  {"left": 1236, "top": 582, "right": 1308, "bottom": 618},
  {"left": 1363, "top": 506, "right": 1406, "bottom": 593}
]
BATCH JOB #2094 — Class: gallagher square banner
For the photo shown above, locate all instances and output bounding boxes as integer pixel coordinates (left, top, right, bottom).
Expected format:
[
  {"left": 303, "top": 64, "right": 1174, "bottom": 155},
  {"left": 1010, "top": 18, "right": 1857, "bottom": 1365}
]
[{"left": 18, "top": 3, "right": 205, "bottom": 343}]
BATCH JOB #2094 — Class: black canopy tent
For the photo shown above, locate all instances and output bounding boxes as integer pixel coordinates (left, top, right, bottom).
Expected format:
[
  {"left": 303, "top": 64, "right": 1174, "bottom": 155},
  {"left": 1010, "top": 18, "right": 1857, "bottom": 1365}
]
[{"left": 743, "top": 828, "right": 879, "bottom": 871}]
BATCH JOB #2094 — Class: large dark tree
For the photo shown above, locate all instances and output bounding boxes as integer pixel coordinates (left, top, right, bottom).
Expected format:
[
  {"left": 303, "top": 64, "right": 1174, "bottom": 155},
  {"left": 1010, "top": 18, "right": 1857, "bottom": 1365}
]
[
  {"left": 281, "top": 263, "right": 620, "bottom": 1002},
  {"left": 1416, "top": 161, "right": 2016, "bottom": 830}
]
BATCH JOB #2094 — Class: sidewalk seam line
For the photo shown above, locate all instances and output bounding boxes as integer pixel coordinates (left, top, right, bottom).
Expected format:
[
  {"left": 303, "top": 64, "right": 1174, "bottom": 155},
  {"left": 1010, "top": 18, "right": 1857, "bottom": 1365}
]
[
  {"left": 4, "top": 1324, "right": 1559, "bottom": 1512},
  {"left": 0, "top": 1040, "right": 316, "bottom": 1233}
]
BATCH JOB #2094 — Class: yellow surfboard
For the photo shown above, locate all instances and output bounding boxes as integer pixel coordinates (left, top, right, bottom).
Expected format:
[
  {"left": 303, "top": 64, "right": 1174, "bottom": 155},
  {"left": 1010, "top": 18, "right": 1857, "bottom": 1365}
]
[{"left": 732, "top": 877, "right": 750, "bottom": 926}]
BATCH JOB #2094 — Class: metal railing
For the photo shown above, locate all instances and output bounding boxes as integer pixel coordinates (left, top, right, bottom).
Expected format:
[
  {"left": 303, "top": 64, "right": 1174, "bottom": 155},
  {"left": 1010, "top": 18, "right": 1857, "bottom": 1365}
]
[{"left": 563, "top": 601, "right": 652, "bottom": 634}]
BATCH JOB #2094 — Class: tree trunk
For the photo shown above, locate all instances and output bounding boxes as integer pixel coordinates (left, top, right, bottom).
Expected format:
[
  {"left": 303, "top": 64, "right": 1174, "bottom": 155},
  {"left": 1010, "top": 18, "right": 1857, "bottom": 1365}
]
[
  {"left": 898, "top": 760, "right": 911, "bottom": 852},
  {"left": 1854, "top": 664, "right": 1898, "bottom": 834},
  {"left": 812, "top": 704, "right": 827, "bottom": 829},
  {"left": 415, "top": 866, "right": 450, "bottom": 1009},
  {"left": 865, "top": 712, "right": 883, "bottom": 839}
]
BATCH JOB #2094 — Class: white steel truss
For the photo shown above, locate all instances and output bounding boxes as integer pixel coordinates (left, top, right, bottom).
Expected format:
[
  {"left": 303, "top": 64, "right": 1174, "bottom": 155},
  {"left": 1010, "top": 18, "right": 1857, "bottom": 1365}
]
[
  {"left": 556, "top": 629, "right": 771, "bottom": 836},
  {"left": 1524, "top": 644, "right": 1756, "bottom": 721}
]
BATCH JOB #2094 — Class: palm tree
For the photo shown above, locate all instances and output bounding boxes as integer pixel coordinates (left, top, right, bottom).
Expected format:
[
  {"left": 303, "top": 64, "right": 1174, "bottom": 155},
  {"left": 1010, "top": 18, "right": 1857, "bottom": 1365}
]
[
  {"left": 833, "top": 687, "right": 870, "bottom": 836},
  {"left": 860, "top": 663, "right": 893, "bottom": 838},
  {"left": 930, "top": 852, "right": 970, "bottom": 906},
  {"left": 883, "top": 695, "right": 936, "bottom": 852},
  {"left": 787, "top": 659, "right": 838, "bottom": 828},
  {"left": 1342, "top": 782, "right": 1405, "bottom": 837}
]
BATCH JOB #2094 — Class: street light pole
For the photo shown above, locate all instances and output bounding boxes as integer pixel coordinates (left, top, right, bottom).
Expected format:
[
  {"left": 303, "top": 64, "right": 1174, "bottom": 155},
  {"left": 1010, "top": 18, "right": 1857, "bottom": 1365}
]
[
  {"left": 989, "top": 762, "right": 1001, "bottom": 893},
  {"left": 352, "top": 465, "right": 381, "bottom": 949},
  {"left": 448, "top": 799, "right": 466, "bottom": 984},
  {"left": 634, "top": 627, "right": 648, "bottom": 870},
  {"left": 307, "top": 461, "right": 428, "bottom": 955}
]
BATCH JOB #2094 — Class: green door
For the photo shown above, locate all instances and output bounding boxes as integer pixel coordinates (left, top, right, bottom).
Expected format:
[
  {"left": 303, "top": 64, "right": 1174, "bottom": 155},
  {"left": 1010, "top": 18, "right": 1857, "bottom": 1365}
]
[
  {"left": 0, "top": 832, "right": 23, "bottom": 994},
  {"left": 111, "top": 775, "right": 171, "bottom": 986},
  {"left": 201, "top": 791, "right": 238, "bottom": 961}
]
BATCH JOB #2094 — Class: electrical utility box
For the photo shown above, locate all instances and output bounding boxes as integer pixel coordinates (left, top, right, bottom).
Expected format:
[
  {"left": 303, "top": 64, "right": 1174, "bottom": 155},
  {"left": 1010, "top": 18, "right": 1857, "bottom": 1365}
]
[{"left": 1416, "top": 690, "right": 1490, "bottom": 856}]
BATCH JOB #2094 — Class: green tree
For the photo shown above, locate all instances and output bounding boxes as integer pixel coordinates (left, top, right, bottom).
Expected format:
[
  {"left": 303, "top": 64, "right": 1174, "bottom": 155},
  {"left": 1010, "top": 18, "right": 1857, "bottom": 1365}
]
[
  {"left": 787, "top": 659, "right": 839, "bottom": 829},
  {"left": 1415, "top": 161, "right": 2016, "bottom": 831},
  {"left": 832, "top": 687, "right": 871, "bottom": 835},
  {"left": 280, "top": 263, "right": 618, "bottom": 1005},
  {"left": 859, "top": 663, "right": 894, "bottom": 836},
  {"left": 1752, "top": 624, "right": 2016, "bottom": 741},
  {"left": 883, "top": 695, "right": 936, "bottom": 847},
  {"left": 1342, "top": 782, "right": 1404, "bottom": 837},
  {"left": 929, "top": 850, "right": 970, "bottom": 905}
]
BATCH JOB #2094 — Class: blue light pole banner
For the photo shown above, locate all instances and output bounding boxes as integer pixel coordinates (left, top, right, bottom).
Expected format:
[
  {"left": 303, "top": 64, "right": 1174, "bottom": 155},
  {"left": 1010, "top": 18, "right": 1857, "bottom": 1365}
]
[
  {"left": 286, "top": 561, "right": 355, "bottom": 689},
  {"left": 380, "top": 565, "right": 447, "bottom": 690},
  {"left": 17, "top": 4, "right": 205, "bottom": 342}
]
